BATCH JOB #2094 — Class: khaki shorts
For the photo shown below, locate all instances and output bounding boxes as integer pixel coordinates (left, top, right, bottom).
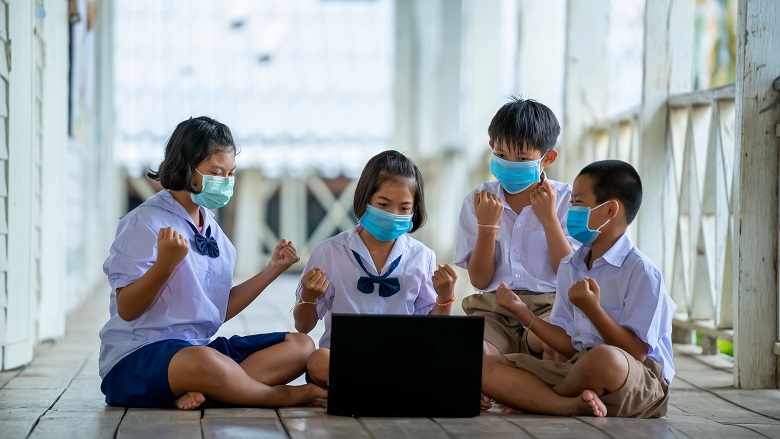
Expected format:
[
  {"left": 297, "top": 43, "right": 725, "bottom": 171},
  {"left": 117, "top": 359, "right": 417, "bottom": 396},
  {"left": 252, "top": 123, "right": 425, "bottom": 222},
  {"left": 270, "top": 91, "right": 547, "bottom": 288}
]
[
  {"left": 504, "top": 347, "right": 669, "bottom": 418},
  {"left": 462, "top": 291, "right": 555, "bottom": 355}
]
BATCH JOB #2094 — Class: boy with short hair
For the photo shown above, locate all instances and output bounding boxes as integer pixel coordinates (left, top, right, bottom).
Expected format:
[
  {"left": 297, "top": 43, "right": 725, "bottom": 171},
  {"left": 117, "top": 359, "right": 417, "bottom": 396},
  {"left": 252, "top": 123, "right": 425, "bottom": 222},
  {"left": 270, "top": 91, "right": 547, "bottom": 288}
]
[
  {"left": 482, "top": 160, "right": 676, "bottom": 418},
  {"left": 455, "top": 97, "right": 577, "bottom": 359}
]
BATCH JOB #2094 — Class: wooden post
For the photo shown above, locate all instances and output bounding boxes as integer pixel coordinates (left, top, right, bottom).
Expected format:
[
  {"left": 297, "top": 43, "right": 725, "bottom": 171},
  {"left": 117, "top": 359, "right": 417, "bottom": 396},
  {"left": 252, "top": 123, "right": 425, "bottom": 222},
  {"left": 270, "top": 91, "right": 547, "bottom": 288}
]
[
  {"left": 233, "top": 169, "right": 266, "bottom": 277},
  {"left": 38, "top": 0, "right": 70, "bottom": 340},
  {"left": 637, "top": 0, "right": 694, "bottom": 270},
  {"left": 561, "top": 0, "right": 610, "bottom": 181},
  {"left": 517, "top": 0, "right": 567, "bottom": 144},
  {"left": 5, "top": 0, "right": 35, "bottom": 368},
  {"left": 732, "top": 0, "right": 780, "bottom": 389}
]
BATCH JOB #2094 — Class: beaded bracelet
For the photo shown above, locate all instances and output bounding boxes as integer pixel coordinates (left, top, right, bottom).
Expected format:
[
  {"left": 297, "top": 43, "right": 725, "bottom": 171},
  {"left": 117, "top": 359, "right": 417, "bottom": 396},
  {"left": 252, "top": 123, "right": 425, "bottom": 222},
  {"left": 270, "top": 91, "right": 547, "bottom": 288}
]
[
  {"left": 435, "top": 295, "right": 457, "bottom": 306},
  {"left": 478, "top": 224, "right": 499, "bottom": 229}
]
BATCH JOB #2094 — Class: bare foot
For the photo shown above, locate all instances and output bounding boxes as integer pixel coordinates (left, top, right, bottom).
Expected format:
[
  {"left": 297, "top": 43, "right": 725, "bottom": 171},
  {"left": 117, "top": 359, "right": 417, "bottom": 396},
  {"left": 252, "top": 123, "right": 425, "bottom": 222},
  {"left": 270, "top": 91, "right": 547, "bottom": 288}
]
[
  {"left": 581, "top": 390, "right": 607, "bottom": 417},
  {"left": 496, "top": 402, "right": 518, "bottom": 413},
  {"left": 480, "top": 393, "right": 493, "bottom": 410},
  {"left": 300, "top": 383, "right": 328, "bottom": 406},
  {"left": 174, "top": 391, "right": 206, "bottom": 410}
]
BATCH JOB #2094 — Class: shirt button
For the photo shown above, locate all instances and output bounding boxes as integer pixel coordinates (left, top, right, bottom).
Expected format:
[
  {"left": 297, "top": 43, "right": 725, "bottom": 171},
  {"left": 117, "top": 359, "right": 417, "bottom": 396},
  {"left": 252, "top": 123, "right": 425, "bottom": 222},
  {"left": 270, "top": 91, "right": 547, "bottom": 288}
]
[
  {"left": 515, "top": 274, "right": 520, "bottom": 278},
  {"left": 516, "top": 224, "right": 521, "bottom": 228},
  {"left": 513, "top": 249, "right": 518, "bottom": 254}
]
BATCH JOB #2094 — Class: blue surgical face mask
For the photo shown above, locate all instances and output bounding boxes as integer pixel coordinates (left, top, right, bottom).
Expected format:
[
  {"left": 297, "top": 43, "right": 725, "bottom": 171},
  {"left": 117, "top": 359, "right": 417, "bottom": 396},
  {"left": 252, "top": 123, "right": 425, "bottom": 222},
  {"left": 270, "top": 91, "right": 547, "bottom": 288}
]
[
  {"left": 359, "top": 204, "right": 413, "bottom": 242},
  {"left": 566, "top": 201, "right": 611, "bottom": 246},
  {"left": 191, "top": 169, "right": 235, "bottom": 210},
  {"left": 489, "top": 153, "right": 545, "bottom": 194}
]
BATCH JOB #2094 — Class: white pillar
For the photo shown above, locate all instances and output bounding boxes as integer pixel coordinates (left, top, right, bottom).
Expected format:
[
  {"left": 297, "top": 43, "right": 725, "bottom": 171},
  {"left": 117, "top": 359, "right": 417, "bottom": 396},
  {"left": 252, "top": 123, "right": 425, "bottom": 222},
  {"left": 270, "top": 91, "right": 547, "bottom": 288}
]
[
  {"left": 636, "top": 0, "right": 694, "bottom": 274},
  {"left": 561, "top": 0, "right": 610, "bottom": 181},
  {"left": 5, "top": 0, "right": 35, "bottom": 368},
  {"left": 732, "top": 0, "right": 780, "bottom": 389},
  {"left": 39, "top": 0, "right": 71, "bottom": 341},
  {"left": 516, "top": 0, "right": 567, "bottom": 135}
]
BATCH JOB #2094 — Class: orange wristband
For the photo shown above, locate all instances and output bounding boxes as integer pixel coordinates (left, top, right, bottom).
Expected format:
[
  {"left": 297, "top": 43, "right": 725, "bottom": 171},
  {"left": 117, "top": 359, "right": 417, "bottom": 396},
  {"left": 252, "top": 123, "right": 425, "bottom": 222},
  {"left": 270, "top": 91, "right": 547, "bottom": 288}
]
[
  {"left": 478, "top": 224, "right": 499, "bottom": 229},
  {"left": 435, "top": 295, "right": 457, "bottom": 306}
]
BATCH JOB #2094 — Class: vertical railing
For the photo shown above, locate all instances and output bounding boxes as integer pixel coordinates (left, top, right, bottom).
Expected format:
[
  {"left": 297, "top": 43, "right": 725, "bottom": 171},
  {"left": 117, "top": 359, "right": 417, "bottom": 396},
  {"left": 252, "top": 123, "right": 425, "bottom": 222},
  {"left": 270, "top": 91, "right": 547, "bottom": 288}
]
[
  {"left": 231, "top": 171, "right": 359, "bottom": 277},
  {"left": 578, "top": 85, "right": 737, "bottom": 355}
]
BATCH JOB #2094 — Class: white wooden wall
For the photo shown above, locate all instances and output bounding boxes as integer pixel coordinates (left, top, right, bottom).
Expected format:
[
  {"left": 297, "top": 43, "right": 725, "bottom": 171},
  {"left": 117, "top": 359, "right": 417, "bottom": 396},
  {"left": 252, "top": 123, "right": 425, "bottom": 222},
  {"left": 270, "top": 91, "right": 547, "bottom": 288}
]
[
  {"left": 38, "top": 0, "right": 70, "bottom": 340},
  {"left": 5, "top": 0, "right": 40, "bottom": 368},
  {"left": 0, "top": 0, "right": 10, "bottom": 367},
  {"left": 0, "top": 0, "right": 115, "bottom": 370}
]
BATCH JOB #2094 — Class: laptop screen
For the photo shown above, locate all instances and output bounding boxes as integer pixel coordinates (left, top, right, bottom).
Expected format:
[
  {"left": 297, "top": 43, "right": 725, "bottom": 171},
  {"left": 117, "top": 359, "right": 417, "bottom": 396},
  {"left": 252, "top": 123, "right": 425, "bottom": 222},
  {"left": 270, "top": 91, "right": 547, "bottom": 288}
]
[{"left": 327, "top": 314, "right": 484, "bottom": 417}]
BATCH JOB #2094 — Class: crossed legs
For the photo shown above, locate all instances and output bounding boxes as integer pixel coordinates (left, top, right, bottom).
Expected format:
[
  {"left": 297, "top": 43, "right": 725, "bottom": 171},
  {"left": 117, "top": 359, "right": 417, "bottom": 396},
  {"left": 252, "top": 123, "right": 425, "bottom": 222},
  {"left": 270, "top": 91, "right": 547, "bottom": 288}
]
[
  {"left": 481, "top": 345, "right": 629, "bottom": 417},
  {"left": 168, "top": 332, "right": 326, "bottom": 409}
]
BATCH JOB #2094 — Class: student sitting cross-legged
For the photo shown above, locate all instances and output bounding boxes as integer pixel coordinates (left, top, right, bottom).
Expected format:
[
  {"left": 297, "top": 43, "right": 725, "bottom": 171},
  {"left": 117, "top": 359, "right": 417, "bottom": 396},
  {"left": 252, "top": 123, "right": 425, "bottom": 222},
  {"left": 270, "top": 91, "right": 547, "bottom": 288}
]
[
  {"left": 481, "top": 159, "right": 676, "bottom": 418},
  {"left": 292, "top": 150, "right": 458, "bottom": 389}
]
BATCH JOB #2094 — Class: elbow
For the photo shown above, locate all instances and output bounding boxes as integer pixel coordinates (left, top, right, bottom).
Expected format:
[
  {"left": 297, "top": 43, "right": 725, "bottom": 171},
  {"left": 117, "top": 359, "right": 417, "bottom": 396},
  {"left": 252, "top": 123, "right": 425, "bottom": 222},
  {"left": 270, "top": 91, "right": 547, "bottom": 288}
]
[
  {"left": 116, "top": 307, "right": 140, "bottom": 322},
  {"left": 470, "top": 277, "right": 490, "bottom": 291},
  {"left": 294, "top": 320, "right": 312, "bottom": 334}
]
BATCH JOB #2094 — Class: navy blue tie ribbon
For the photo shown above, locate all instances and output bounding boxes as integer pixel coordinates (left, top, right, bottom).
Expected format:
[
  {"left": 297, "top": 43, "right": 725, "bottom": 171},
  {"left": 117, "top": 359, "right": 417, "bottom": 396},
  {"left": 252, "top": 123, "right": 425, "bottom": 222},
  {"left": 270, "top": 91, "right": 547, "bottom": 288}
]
[
  {"left": 186, "top": 222, "right": 220, "bottom": 258},
  {"left": 352, "top": 250, "right": 402, "bottom": 297}
]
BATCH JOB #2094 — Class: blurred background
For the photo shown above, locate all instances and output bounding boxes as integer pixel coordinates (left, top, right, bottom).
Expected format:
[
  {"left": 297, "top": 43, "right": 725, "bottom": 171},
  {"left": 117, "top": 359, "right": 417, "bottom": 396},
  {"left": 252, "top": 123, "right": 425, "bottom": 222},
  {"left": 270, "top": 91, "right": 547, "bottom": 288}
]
[{"left": 4, "top": 0, "right": 759, "bottom": 374}]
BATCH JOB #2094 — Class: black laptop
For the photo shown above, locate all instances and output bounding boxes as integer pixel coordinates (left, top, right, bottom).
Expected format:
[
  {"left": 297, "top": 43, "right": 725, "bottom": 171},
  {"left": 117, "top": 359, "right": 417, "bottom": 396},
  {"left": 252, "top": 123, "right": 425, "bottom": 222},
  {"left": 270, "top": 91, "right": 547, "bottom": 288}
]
[{"left": 327, "top": 314, "right": 484, "bottom": 418}]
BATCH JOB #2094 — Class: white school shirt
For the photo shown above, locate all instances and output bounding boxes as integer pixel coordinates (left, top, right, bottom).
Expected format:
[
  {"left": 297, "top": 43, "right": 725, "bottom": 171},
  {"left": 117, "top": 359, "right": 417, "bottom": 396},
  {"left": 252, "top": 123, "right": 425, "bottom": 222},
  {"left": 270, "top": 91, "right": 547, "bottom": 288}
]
[
  {"left": 98, "top": 190, "right": 236, "bottom": 379},
  {"left": 550, "top": 234, "right": 677, "bottom": 384},
  {"left": 454, "top": 179, "right": 578, "bottom": 293},
  {"left": 296, "top": 226, "right": 438, "bottom": 348}
]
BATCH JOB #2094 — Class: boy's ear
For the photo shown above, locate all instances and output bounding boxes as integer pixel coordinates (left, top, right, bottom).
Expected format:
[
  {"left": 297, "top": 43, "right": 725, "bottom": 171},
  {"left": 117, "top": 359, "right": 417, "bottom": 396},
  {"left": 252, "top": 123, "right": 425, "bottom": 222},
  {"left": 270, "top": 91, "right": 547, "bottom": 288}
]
[
  {"left": 488, "top": 139, "right": 494, "bottom": 149},
  {"left": 606, "top": 199, "right": 620, "bottom": 220},
  {"left": 542, "top": 149, "right": 558, "bottom": 168}
]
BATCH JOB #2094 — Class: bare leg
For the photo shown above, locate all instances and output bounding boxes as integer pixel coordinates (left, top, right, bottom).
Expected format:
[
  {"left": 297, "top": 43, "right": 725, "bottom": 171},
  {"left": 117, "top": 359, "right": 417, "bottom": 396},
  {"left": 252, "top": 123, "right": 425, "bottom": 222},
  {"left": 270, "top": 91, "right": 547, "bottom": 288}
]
[
  {"left": 482, "top": 355, "right": 607, "bottom": 417},
  {"left": 168, "top": 346, "right": 326, "bottom": 409},
  {"left": 551, "top": 345, "right": 629, "bottom": 397},
  {"left": 238, "top": 333, "right": 315, "bottom": 385},
  {"left": 306, "top": 348, "right": 330, "bottom": 388}
]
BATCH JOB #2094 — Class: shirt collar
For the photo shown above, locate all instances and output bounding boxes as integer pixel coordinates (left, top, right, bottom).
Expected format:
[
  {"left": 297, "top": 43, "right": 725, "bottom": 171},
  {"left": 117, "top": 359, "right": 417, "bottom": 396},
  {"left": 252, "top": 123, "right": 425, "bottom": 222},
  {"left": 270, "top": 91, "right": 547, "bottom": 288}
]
[
  {"left": 569, "top": 233, "right": 633, "bottom": 271},
  {"left": 338, "top": 225, "right": 411, "bottom": 274},
  {"left": 146, "top": 190, "right": 214, "bottom": 226}
]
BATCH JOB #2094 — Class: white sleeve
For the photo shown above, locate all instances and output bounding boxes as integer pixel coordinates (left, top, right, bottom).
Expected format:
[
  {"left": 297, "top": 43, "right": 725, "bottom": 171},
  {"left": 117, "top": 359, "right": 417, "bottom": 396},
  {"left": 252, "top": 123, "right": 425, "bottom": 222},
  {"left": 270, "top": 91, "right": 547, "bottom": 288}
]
[{"left": 454, "top": 193, "right": 478, "bottom": 269}]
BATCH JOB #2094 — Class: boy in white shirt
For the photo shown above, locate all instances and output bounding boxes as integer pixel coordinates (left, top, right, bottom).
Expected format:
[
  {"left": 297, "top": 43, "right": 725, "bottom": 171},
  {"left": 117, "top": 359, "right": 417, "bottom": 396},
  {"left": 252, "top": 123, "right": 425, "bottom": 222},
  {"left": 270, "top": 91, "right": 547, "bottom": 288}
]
[
  {"left": 456, "top": 97, "right": 577, "bottom": 359},
  {"left": 482, "top": 160, "right": 676, "bottom": 418}
]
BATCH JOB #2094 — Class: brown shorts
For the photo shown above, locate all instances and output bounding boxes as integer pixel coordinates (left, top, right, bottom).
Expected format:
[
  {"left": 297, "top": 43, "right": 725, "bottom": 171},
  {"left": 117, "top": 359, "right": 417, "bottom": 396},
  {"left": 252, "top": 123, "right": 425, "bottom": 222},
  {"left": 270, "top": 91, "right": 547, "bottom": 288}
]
[
  {"left": 504, "top": 347, "right": 669, "bottom": 418},
  {"left": 461, "top": 291, "right": 555, "bottom": 355}
]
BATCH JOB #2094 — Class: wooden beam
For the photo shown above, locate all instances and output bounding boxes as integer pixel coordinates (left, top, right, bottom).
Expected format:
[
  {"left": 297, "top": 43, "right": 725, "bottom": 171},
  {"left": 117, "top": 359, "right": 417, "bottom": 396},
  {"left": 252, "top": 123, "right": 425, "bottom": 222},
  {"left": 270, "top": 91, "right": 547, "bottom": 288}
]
[
  {"left": 668, "top": 85, "right": 737, "bottom": 107},
  {"left": 636, "top": 0, "right": 694, "bottom": 271},
  {"left": 732, "top": 0, "right": 780, "bottom": 389}
]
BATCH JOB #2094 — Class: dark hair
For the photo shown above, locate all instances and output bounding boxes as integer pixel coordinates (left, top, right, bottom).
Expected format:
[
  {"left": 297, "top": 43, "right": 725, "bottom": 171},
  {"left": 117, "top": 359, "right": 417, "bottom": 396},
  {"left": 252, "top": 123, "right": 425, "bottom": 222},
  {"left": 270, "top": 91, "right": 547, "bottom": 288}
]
[
  {"left": 488, "top": 97, "right": 560, "bottom": 155},
  {"left": 353, "top": 150, "right": 427, "bottom": 233},
  {"left": 147, "top": 116, "right": 237, "bottom": 192},
  {"left": 578, "top": 160, "right": 643, "bottom": 225}
]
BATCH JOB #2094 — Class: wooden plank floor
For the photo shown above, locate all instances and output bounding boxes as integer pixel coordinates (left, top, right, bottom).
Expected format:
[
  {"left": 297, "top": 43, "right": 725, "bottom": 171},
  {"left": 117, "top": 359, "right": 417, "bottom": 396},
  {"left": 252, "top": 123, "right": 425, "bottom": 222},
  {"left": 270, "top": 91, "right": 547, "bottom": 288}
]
[{"left": 2, "top": 274, "right": 780, "bottom": 438}]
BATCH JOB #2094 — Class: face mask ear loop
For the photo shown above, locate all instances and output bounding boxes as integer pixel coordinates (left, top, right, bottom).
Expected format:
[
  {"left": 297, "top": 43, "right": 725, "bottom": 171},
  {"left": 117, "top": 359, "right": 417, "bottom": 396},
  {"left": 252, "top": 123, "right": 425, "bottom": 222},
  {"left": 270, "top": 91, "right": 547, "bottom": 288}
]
[
  {"left": 592, "top": 200, "right": 613, "bottom": 232},
  {"left": 596, "top": 218, "right": 611, "bottom": 232}
]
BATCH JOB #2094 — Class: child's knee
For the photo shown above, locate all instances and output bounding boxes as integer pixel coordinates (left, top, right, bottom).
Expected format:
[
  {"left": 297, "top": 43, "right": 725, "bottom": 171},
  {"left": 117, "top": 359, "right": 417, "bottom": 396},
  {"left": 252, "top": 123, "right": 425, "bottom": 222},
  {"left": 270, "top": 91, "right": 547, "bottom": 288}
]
[
  {"left": 307, "top": 348, "right": 329, "bottom": 372},
  {"left": 171, "top": 347, "right": 231, "bottom": 387},
  {"left": 306, "top": 348, "right": 330, "bottom": 385},
  {"left": 581, "top": 345, "right": 629, "bottom": 383},
  {"left": 285, "top": 332, "right": 316, "bottom": 355}
]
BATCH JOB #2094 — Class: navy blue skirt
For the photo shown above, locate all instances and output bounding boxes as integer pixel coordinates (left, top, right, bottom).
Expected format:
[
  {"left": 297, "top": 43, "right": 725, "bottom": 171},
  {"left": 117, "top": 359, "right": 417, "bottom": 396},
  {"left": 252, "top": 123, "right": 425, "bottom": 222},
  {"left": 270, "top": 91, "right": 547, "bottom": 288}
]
[{"left": 101, "top": 332, "right": 287, "bottom": 408}]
